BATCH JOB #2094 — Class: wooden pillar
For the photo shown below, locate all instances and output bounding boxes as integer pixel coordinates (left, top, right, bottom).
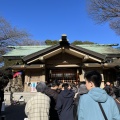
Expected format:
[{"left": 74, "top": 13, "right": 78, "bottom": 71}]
[
  {"left": 100, "top": 73, "right": 105, "bottom": 88},
  {"left": 24, "top": 75, "right": 29, "bottom": 92},
  {"left": 49, "top": 70, "right": 52, "bottom": 83},
  {"left": 76, "top": 69, "right": 79, "bottom": 83},
  {"left": 40, "top": 70, "right": 45, "bottom": 82},
  {"left": 79, "top": 70, "right": 85, "bottom": 82}
]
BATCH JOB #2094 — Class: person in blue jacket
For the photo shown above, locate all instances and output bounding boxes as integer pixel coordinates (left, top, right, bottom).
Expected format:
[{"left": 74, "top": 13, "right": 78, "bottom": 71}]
[{"left": 78, "top": 70, "right": 120, "bottom": 120}]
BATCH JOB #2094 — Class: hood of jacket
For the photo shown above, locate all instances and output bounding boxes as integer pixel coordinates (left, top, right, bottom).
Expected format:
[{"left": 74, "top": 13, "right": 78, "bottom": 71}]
[
  {"left": 61, "top": 89, "right": 74, "bottom": 98},
  {"left": 88, "top": 87, "right": 108, "bottom": 102}
]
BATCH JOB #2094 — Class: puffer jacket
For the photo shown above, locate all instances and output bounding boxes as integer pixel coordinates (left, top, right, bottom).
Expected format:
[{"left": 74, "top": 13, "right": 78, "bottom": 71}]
[{"left": 78, "top": 87, "right": 120, "bottom": 120}]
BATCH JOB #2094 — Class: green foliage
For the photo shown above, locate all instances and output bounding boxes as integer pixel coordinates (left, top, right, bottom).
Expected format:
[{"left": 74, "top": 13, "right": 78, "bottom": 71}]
[
  {"left": 71, "top": 40, "right": 95, "bottom": 45},
  {"left": 4, "top": 58, "right": 23, "bottom": 68},
  {"left": 45, "top": 40, "right": 59, "bottom": 45},
  {"left": 83, "top": 41, "right": 94, "bottom": 44},
  {"left": 45, "top": 39, "right": 95, "bottom": 45},
  {"left": 71, "top": 40, "right": 83, "bottom": 45}
]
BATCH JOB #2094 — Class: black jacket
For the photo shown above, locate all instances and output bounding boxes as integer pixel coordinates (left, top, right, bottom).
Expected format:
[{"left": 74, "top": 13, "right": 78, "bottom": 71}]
[
  {"left": 45, "top": 87, "right": 59, "bottom": 120},
  {"left": 56, "top": 89, "right": 74, "bottom": 120},
  {"left": 0, "top": 89, "right": 4, "bottom": 113}
]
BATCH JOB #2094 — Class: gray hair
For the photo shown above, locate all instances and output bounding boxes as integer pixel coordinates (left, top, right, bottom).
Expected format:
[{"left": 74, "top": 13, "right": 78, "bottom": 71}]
[{"left": 36, "top": 82, "right": 46, "bottom": 93}]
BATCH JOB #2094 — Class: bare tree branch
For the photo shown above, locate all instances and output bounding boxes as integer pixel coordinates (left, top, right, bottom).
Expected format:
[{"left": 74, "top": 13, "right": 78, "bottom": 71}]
[
  {"left": 16, "top": 39, "right": 42, "bottom": 46},
  {"left": 87, "top": 0, "right": 120, "bottom": 35},
  {"left": 0, "top": 16, "right": 30, "bottom": 47},
  {"left": 0, "top": 16, "right": 46, "bottom": 66},
  {"left": 0, "top": 16, "right": 28, "bottom": 65},
  {"left": 88, "top": 0, "right": 120, "bottom": 23}
]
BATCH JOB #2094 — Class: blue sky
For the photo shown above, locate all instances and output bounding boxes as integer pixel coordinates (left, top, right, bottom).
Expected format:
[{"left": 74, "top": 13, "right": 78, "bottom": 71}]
[{"left": 0, "top": 0, "right": 120, "bottom": 45}]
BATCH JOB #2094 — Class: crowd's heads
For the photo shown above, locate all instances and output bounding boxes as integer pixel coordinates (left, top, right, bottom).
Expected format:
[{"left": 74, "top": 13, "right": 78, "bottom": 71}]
[
  {"left": 106, "top": 82, "right": 111, "bottom": 86},
  {"left": 84, "top": 70, "right": 102, "bottom": 87},
  {"left": 36, "top": 82, "right": 47, "bottom": 93},
  {"left": 104, "top": 85, "right": 112, "bottom": 95},
  {"left": 80, "top": 81, "right": 86, "bottom": 85},
  {"left": 104, "top": 85, "right": 116, "bottom": 99},
  {"left": 77, "top": 81, "right": 88, "bottom": 94},
  {"left": 62, "top": 83, "right": 71, "bottom": 90},
  {"left": 51, "top": 80, "right": 60, "bottom": 87}
]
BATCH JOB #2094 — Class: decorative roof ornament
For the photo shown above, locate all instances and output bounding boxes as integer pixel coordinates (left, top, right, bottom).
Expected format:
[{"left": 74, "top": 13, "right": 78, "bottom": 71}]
[{"left": 59, "top": 34, "right": 70, "bottom": 47}]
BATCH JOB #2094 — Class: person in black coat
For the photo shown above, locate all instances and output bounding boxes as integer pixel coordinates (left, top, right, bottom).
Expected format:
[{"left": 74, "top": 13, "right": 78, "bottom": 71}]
[
  {"left": 45, "top": 81, "right": 59, "bottom": 120},
  {"left": 0, "top": 76, "right": 8, "bottom": 114},
  {"left": 0, "top": 89, "right": 4, "bottom": 114},
  {"left": 73, "top": 82, "right": 88, "bottom": 120},
  {"left": 56, "top": 83, "right": 74, "bottom": 120},
  {"left": 104, "top": 82, "right": 120, "bottom": 111},
  {"left": 113, "top": 83, "right": 120, "bottom": 112}
]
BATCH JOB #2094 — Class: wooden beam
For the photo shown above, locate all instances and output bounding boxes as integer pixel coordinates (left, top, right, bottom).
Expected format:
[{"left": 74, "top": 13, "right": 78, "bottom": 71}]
[
  {"left": 83, "top": 63, "right": 101, "bottom": 67},
  {"left": 11, "top": 64, "right": 45, "bottom": 69},
  {"left": 55, "top": 64, "right": 80, "bottom": 67},
  {"left": 103, "top": 63, "right": 119, "bottom": 67},
  {"left": 83, "top": 63, "right": 120, "bottom": 68},
  {"left": 27, "top": 48, "right": 62, "bottom": 64},
  {"left": 69, "top": 49, "right": 102, "bottom": 62}
]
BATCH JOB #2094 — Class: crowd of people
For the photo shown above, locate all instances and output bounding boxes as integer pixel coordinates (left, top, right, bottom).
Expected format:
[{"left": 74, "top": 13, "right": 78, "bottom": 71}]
[
  {"left": 24, "top": 70, "right": 120, "bottom": 120},
  {"left": 18, "top": 71, "right": 120, "bottom": 119},
  {"left": 0, "top": 69, "right": 120, "bottom": 119}
]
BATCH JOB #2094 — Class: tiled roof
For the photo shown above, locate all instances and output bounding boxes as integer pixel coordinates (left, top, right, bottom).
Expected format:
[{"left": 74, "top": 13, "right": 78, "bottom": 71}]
[
  {"left": 77, "top": 45, "right": 120, "bottom": 54},
  {"left": 3, "top": 46, "right": 51, "bottom": 57},
  {"left": 3, "top": 44, "right": 120, "bottom": 57}
]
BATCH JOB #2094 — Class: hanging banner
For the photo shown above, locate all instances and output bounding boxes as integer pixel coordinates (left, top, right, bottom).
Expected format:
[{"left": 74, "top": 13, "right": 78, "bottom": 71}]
[
  {"left": 13, "top": 72, "right": 22, "bottom": 78},
  {"left": 31, "top": 82, "right": 37, "bottom": 92}
]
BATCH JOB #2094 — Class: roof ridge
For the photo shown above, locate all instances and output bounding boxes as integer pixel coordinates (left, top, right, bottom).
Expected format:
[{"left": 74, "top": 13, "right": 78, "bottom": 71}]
[{"left": 77, "top": 44, "right": 119, "bottom": 46}]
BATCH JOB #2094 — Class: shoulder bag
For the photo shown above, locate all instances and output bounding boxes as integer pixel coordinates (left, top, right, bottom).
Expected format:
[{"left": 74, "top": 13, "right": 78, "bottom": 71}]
[{"left": 98, "top": 102, "right": 108, "bottom": 120}]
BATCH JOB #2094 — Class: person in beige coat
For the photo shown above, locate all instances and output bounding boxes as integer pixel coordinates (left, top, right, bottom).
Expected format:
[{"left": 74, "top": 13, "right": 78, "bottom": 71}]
[{"left": 25, "top": 82, "right": 50, "bottom": 120}]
